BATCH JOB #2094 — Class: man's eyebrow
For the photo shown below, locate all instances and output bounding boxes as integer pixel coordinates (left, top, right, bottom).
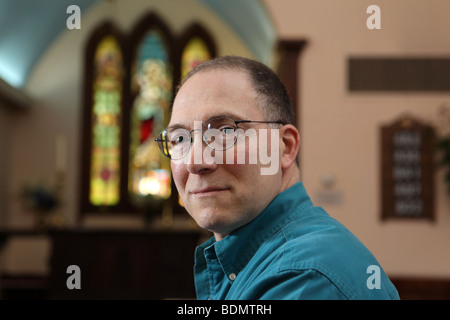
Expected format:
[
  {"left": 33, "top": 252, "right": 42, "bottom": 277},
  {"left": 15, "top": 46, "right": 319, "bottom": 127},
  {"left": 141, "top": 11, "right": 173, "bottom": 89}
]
[
  {"left": 166, "top": 112, "right": 247, "bottom": 130},
  {"left": 210, "top": 111, "right": 245, "bottom": 121},
  {"left": 166, "top": 123, "right": 188, "bottom": 131}
]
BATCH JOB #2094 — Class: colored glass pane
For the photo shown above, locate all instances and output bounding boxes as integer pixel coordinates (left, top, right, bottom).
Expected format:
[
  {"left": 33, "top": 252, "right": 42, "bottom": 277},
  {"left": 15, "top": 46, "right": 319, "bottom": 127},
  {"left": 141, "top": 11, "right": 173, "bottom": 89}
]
[
  {"left": 89, "top": 35, "right": 123, "bottom": 206},
  {"left": 181, "top": 37, "right": 211, "bottom": 79},
  {"left": 128, "top": 29, "right": 173, "bottom": 203}
]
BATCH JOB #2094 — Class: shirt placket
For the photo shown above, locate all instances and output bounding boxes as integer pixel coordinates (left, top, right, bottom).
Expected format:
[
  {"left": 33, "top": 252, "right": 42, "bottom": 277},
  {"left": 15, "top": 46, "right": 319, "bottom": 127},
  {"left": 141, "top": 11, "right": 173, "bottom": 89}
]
[{"left": 204, "top": 245, "right": 229, "bottom": 300}]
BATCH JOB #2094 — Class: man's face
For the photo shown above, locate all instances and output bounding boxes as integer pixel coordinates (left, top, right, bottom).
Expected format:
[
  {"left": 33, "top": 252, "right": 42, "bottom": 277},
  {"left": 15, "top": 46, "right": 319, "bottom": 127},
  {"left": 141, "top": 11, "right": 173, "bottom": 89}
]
[{"left": 169, "top": 69, "right": 282, "bottom": 238}]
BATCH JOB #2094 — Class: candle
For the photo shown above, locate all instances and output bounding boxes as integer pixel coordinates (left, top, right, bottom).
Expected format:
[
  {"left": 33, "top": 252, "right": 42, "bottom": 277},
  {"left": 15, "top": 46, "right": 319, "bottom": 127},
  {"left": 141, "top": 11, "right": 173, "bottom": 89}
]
[{"left": 56, "top": 134, "right": 67, "bottom": 173}]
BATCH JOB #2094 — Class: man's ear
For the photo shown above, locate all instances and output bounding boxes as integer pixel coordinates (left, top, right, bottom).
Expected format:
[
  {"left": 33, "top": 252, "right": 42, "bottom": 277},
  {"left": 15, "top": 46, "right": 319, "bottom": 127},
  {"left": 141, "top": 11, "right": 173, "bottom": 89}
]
[{"left": 280, "top": 124, "right": 300, "bottom": 170}]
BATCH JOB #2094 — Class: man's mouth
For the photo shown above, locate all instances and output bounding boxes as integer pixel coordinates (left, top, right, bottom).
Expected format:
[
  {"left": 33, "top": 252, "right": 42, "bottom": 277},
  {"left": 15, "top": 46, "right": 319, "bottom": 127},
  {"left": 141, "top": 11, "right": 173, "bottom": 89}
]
[{"left": 191, "top": 187, "right": 230, "bottom": 197}]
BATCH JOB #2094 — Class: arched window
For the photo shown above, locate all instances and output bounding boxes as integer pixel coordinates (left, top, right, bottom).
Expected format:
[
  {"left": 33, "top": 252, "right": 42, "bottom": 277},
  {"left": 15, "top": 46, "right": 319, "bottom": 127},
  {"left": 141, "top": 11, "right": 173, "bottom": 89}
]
[
  {"left": 90, "top": 34, "right": 124, "bottom": 207},
  {"left": 81, "top": 22, "right": 127, "bottom": 213},
  {"left": 127, "top": 15, "right": 174, "bottom": 209},
  {"left": 180, "top": 24, "right": 216, "bottom": 78},
  {"left": 80, "top": 15, "right": 216, "bottom": 216}
]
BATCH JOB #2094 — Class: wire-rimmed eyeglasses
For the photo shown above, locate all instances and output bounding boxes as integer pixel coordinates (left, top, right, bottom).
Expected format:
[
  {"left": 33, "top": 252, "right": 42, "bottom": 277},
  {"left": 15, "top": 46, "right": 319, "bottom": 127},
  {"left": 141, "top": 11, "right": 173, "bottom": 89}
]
[{"left": 154, "top": 116, "right": 285, "bottom": 160}]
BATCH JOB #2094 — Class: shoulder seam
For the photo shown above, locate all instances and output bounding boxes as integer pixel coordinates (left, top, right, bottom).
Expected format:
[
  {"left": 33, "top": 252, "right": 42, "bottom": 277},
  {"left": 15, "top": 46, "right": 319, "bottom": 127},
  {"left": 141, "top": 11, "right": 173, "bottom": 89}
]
[
  {"left": 278, "top": 267, "right": 357, "bottom": 300},
  {"left": 277, "top": 254, "right": 359, "bottom": 300}
]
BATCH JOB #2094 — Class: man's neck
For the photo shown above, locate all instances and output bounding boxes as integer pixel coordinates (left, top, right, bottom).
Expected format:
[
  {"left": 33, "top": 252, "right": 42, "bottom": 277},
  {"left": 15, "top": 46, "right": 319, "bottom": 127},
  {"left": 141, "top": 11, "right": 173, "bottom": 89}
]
[
  {"left": 213, "top": 167, "right": 301, "bottom": 242},
  {"left": 280, "top": 165, "right": 301, "bottom": 193}
]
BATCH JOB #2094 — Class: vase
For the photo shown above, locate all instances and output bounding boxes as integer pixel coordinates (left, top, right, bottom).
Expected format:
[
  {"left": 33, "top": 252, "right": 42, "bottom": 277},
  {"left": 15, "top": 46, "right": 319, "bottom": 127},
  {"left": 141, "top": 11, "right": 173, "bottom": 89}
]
[{"left": 35, "top": 210, "right": 50, "bottom": 231}]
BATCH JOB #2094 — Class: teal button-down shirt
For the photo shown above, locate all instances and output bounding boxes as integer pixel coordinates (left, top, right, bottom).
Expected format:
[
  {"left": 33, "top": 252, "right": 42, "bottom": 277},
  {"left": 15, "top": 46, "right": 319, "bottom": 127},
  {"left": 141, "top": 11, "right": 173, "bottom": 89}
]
[{"left": 194, "top": 182, "right": 400, "bottom": 300}]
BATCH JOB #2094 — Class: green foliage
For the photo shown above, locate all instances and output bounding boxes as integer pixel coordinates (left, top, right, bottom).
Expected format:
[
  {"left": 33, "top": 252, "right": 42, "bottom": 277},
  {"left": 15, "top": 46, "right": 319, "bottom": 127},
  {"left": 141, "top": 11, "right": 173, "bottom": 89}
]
[{"left": 437, "top": 136, "right": 450, "bottom": 193}]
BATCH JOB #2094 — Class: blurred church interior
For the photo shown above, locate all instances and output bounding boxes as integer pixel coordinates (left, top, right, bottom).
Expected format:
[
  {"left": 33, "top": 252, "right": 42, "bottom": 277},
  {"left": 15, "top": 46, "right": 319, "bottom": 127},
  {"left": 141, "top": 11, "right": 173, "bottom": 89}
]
[{"left": 0, "top": 0, "right": 450, "bottom": 299}]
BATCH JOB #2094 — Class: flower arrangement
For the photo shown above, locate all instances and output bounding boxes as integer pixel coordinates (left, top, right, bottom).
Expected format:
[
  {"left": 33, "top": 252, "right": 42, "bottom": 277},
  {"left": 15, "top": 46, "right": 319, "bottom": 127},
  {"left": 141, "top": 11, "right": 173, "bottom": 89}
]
[{"left": 435, "top": 105, "right": 450, "bottom": 194}]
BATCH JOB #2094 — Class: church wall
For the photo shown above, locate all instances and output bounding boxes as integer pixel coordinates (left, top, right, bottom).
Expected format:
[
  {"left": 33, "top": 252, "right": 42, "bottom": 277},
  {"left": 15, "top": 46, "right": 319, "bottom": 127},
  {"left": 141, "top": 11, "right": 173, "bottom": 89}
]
[{"left": 264, "top": 0, "right": 450, "bottom": 278}]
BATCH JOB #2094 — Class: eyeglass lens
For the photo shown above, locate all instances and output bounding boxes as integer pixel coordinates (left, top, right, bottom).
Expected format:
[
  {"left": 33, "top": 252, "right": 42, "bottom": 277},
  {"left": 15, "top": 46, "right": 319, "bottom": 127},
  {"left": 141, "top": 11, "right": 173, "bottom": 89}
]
[{"left": 157, "top": 116, "right": 239, "bottom": 159}]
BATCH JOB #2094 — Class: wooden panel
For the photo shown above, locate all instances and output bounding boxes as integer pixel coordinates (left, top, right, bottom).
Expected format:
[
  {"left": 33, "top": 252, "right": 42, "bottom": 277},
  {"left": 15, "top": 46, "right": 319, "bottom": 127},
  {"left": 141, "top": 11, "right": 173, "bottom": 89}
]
[
  {"left": 47, "top": 229, "right": 201, "bottom": 299},
  {"left": 349, "top": 57, "right": 450, "bottom": 92},
  {"left": 277, "top": 39, "right": 307, "bottom": 128},
  {"left": 380, "top": 116, "right": 435, "bottom": 220},
  {"left": 0, "top": 274, "right": 48, "bottom": 300},
  {"left": 391, "top": 277, "right": 450, "bottom": 300},
  {"left": 4, "top": 274, "right": 450, "bottom": 300}
]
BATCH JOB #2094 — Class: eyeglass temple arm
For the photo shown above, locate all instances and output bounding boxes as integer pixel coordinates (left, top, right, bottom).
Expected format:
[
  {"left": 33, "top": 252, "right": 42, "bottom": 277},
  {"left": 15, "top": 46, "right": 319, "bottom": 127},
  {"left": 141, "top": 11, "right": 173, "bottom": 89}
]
[
  {"left": 154, "top": 138, "right": 168, "bottom": 154},
  {"left": 235, "top": 120, "right": 285, "bottom": 125}
]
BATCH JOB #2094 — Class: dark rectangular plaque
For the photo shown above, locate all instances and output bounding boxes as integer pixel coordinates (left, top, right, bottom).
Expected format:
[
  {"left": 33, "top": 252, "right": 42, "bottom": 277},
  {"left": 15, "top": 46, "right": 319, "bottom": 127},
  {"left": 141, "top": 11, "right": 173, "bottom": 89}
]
[
  {"left": 381, "top": 116, "right": 435, "bottom": 220},
  {"left": 349, "top": 58, "right": 450, "bottom": 92}
]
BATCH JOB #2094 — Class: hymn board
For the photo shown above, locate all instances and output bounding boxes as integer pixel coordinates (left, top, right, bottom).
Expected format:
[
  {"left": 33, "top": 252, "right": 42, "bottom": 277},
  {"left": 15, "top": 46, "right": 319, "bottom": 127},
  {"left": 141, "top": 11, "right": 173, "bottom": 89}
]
[{"left": 381, "top": 116, "right": 435, "bottom": 220}]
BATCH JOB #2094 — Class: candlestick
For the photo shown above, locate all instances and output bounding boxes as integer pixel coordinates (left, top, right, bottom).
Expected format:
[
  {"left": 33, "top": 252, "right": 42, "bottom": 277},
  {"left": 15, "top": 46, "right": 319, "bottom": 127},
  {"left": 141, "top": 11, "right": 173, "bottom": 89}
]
[{"left": 56, "top": 134, "right": 67, "bottom": 173}]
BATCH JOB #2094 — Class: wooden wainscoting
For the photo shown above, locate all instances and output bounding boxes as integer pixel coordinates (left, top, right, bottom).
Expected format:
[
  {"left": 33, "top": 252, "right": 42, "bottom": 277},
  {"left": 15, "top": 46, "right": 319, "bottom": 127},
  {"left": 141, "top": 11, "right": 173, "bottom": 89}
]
[
  {"left": 391, "top": 277, "right": 450, "bottom": 300},
  {"left": 1, "top": 228, "right": 202, "bottom": 300}
]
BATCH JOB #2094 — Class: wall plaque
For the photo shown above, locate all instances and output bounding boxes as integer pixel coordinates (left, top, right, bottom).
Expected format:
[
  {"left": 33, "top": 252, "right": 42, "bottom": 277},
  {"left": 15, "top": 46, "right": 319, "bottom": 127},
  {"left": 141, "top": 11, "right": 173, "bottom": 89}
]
[
  {"left": 349, "top": 58, "right": 450, "bottom": 92},
  {"left": 381, "top": 116, "right": 435, "bottom": 220}
]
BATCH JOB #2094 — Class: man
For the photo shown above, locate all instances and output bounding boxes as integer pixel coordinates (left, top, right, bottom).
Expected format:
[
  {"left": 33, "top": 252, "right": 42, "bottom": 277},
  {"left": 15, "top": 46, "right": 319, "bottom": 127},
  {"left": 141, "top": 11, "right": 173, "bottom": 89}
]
[{"left": 156, "top": 55, "right": 400, "bottom": 300}]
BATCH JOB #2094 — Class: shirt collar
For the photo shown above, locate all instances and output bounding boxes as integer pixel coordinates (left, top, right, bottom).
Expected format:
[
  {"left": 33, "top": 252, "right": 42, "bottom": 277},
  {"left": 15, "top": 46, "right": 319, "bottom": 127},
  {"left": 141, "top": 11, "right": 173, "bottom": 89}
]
[{"left": 195, "top": 181, "right": 313, "bottom": 281}]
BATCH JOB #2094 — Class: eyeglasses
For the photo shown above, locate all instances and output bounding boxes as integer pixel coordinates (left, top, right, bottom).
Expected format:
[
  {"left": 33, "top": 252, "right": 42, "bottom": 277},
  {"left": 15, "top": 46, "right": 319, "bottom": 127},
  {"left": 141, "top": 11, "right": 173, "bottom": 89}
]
[{"left": 155, "top": 116, "right": 284, "bottom": 160}]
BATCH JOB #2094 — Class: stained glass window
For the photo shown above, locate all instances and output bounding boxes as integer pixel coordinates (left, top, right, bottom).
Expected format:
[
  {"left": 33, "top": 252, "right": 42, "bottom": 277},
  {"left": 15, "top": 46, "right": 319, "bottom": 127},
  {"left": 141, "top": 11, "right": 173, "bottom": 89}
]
[
  {"left": 82, "top": 18, "right": 216, "bottom": 214},
  {"left": 89, "top": 35, "right": 124, "bottom": 206},
  {"left": 181, "top": 37, "right": 212, "bottom": 78},
  {"left": 128, "top": 29, "right": 173, "bottom": 204}
]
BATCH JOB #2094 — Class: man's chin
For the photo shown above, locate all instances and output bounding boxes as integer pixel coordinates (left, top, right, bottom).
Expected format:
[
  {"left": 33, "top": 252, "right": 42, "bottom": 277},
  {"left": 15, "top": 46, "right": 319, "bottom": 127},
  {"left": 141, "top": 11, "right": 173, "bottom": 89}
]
[{"left": 193, "top": 209, "right": 235, "bottom": 236}]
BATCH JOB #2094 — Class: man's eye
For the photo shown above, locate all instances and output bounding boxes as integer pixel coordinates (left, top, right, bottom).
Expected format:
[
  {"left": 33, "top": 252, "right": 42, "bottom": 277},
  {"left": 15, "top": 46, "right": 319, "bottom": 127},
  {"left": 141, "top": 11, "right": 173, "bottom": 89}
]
[
  {"left": 171, "top": 135, "right": 187, "bottom": 145},
  {"left": 220, "top": 127, "right": 235, "bottom": 134}
]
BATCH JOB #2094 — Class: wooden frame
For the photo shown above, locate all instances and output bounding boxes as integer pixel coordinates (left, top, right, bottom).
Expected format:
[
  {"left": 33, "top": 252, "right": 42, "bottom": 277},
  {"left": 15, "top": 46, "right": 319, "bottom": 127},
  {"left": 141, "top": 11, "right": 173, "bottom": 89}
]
[
  {"left": 380, "top": 115, "right": 435, "bottom": 220},
  {"left": 277, "top": 39, "right": 308, "bottom": 172},
  {"left": 277, "top": 39, "right": 308, "bottom": 128}
]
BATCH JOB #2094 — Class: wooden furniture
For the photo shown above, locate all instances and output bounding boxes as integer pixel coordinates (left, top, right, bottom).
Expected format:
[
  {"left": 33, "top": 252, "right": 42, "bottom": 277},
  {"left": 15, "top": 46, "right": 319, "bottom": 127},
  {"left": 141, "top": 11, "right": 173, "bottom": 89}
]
[{"left": 1, "top": 228, "right": 202, "bottom": 300}]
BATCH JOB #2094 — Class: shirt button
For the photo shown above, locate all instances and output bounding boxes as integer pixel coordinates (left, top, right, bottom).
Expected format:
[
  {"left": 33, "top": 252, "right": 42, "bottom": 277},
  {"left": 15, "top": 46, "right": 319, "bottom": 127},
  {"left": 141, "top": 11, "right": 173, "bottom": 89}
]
[{"left": 229, "top": 273, "right": 237, "bottom": 281}]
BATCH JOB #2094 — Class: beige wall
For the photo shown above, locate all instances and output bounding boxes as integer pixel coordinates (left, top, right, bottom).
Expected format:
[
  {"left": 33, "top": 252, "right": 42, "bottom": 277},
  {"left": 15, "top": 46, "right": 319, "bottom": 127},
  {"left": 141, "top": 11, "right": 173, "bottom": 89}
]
[{"left": 264, "top": 0, "right": 450, "bottom": 278}]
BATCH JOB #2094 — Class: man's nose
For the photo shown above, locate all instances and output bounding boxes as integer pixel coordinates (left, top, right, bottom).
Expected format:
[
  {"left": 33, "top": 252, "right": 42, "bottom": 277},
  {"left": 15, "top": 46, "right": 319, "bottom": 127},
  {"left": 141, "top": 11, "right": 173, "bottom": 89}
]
[{"left": 186, "top": 130, "right": 218, "bottom": 174}]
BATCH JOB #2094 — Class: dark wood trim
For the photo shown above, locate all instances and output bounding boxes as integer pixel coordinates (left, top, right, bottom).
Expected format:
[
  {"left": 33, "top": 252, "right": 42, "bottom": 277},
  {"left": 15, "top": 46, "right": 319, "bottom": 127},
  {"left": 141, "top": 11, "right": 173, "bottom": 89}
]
[
  {"left": 277, "top": 39, "right": 307, "bottom": 128},
  {"left": 391, "top": 276, "right": 450, "bottom": 300},
  {"left": 277, "top": 39, "right": 308, "bottom": 172},
  {"left": 349, "top": 57, "right": 450, "bottom": 92},
  {"left": 0, "top": 274, "right": 49, "bottom": 300},
  {"left": 3, "top": 272, "right": 450, "bottom": 300}
]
